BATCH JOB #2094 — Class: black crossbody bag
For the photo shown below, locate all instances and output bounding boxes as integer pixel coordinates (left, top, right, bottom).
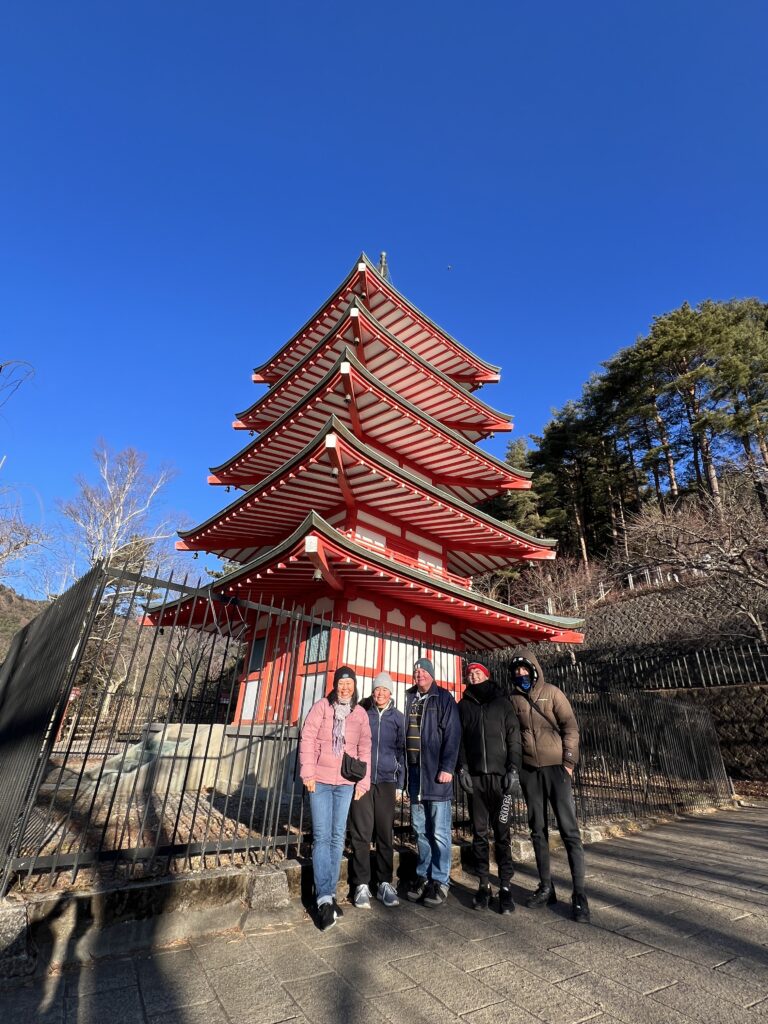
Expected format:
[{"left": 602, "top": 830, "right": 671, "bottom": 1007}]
[{"left": 341, "top": 752, "right": 366, "bottom": 782}]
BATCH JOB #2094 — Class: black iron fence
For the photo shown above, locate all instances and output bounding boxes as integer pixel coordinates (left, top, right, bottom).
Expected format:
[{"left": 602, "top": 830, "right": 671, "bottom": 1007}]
[
  {"left": 534, "top": 641, "right": 768, "bottom": 693},
  {"left": 0, "top": 565, "right": 732, "bottom": 897}
]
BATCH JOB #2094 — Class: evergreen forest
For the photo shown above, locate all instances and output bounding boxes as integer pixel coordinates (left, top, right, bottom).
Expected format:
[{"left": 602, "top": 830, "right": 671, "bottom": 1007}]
[{"left": 481, "top": 298, "right": 768, "bottom": 640}]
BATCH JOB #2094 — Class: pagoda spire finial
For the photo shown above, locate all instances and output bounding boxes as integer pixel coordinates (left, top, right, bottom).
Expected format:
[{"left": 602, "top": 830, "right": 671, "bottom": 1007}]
[{"left": 377, "top": 251, "right": 391, "bottom": 281}]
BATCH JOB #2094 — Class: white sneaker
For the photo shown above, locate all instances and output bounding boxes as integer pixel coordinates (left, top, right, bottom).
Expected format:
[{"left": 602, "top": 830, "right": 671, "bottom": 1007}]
[
  {"left": 353, "top": 884, "right": 372, "bottom": 909},
  {"left": 377, "top": 882, "right": 400, "bottom": 907}
]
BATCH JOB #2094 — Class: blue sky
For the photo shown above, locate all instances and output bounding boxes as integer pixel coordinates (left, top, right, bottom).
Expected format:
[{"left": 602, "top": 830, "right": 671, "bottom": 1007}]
[{"left": 2, "top": 2, "right": 767, "bottom": 588}]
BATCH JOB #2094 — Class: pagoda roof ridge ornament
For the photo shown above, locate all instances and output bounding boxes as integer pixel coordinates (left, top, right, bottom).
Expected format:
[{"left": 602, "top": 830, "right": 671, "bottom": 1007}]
[
  {"left": 251, "top": 253, "right": 500, "bottom": 384},
  {"left": 211, "top": 345, "right": 532, "bottom": 489},
  {"left": 238, "top": 298, "right": 513, "bottom": 431},
  {"left": 184, "top": 414, "right": 555, "bottom": 556},
  {"left": 191, "top": 510, "right": 584, "bottom": 639}
]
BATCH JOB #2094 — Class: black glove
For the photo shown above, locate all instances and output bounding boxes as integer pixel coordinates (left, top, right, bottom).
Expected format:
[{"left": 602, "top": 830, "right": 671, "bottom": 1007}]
[
  {"left": 458, "top": 768, "right": 474, "bottom": 794},
  {"left": 503, "top": 770, "right": 522, "bottom": 799}
]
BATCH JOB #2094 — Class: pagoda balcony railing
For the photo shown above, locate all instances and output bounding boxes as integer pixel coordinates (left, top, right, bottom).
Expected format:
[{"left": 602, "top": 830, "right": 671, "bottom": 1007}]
[{"left": 340, "top": 530, "right": 471, "bottom": 589}]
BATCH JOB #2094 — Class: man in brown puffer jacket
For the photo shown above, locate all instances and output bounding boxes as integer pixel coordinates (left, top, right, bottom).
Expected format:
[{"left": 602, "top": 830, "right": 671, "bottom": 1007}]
[{"left": 506, "top": 652, "right": 589, "bottom": 923}]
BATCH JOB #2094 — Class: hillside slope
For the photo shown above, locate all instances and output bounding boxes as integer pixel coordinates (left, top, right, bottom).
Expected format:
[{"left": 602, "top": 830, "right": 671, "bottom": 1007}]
[{"left": 0, "top": 584, "right": 46, "bottom": 662}]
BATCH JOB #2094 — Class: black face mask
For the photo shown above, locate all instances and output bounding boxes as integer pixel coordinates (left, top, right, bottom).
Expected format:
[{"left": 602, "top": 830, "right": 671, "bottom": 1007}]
[{"left": 515, "top": 673, "right": 532, "bottom": 692}]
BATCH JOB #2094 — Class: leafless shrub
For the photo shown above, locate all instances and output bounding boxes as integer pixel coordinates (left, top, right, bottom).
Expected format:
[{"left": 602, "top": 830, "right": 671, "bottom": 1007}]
[
  {"left": 474, "top": 557, "right": 608, "bottom": 617},
  {"left": 618, "top": 476, "right": 768, "bottom": 640}
]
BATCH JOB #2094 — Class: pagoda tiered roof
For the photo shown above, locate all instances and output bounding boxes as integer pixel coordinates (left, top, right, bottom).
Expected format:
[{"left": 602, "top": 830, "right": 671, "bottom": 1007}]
[
  {"left": 209, "top": 349, "right": 530, "bottom": 504},
  {"left": 252, "top": 254, "right": 500, "bottom": 389},
  {"left": 158, "top": 513, "right": 583, "bottom": 649},
  {"left": 175, "top": 253, "right": 585, "bottom": 648},
  {"left": 179, "top": 418, "right": 555, "bottom": 577},
  {"left": 237, "top": 301, "right": 511, "bottom": 442}
]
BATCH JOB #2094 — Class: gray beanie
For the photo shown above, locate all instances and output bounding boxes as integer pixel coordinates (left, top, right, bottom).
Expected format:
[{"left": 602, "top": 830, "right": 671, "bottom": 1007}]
[{"left": 372, "top": 671, "right": 394, "bottom": 692}]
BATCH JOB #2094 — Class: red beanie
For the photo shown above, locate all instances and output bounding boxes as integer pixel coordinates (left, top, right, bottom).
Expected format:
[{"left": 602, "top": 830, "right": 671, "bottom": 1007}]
[{"left": 466, "top": 662, "right": 491, "bottom": 681}]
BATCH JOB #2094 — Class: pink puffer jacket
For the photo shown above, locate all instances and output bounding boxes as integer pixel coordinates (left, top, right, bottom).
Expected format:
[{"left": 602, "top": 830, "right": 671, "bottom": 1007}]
[{"left": 299, "top": 698, "right": 372, "bottom": 793}]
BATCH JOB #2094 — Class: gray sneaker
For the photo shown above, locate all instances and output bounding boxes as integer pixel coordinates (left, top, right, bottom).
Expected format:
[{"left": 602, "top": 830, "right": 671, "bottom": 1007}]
[
  {"left": 377, "top": 882, "right": 400, "bottom": 907},
  {"left": 353, "top": 884, "right": 372, "bottom": 909}
]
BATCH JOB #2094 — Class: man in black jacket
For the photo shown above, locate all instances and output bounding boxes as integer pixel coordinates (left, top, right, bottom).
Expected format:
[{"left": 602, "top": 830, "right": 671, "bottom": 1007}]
[{"left": 458, "top": 661, "right": 522, "bottom": 914}]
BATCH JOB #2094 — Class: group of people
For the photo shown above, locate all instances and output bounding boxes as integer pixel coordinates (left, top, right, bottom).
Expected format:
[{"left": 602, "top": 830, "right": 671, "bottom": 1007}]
[{"left": 298, "top": 652, "right": 590, "bottom": 931}]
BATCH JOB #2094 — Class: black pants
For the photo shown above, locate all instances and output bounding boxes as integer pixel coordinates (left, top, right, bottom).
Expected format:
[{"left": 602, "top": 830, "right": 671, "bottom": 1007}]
[
  {"left": 520, "top": 764, "right": 585, "bottom": 892},
  {"left": 348, "top": 781, "right": 397, "bottom": 887},
  {"left": 468, "top": 773, "right": 514, "bottom": 888}
]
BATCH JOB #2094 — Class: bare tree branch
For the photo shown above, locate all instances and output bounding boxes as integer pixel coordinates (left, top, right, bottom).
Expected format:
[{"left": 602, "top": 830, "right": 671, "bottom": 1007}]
[
  {"left": 617, "top": 475, "right": 768, "bottom": 640},
  {"left": 0, "top": 487, "right": 47, "bottom": 581},
  {"left": 474, "top": 557, "right": 606, "bottom": 617},
  {"left": 0, "top": 360, "right": 34, "bottom": 410},
  {"left": 57, "top": 439, "right": 178, "bottom": 577}
]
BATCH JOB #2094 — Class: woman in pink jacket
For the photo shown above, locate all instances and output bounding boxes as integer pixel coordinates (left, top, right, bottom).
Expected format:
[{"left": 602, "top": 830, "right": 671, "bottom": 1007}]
[{"left": 300, "top": 665, "right": 372, "bottom": 930}]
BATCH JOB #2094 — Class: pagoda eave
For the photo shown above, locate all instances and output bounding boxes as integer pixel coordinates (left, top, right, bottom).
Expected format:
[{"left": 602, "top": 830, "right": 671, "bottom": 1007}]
[
  {"left": 180, "top": 420, "right": 557, "bottom": 570},
  {"left": 498, "top": 480, "right": 532, "bottom": 491},
  {"left": 154, "top": 513, "right": 584, "bottom": 647},
  {"left": 210, "top": 351, "right": 530, "bottom": 501},
  {"left": 239, "top": 301, "right": 513, "bottom": 442}
]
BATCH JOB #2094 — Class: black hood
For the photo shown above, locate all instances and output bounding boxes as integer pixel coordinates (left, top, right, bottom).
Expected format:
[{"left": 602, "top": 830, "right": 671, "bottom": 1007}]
[{"left": 507, "top": 649, "right": 546, "bottom": 693}]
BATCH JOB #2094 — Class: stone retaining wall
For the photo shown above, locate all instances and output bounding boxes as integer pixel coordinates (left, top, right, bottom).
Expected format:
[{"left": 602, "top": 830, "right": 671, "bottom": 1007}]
[{"left": 581, "top": 580, "right": 767, "bottom": 650}]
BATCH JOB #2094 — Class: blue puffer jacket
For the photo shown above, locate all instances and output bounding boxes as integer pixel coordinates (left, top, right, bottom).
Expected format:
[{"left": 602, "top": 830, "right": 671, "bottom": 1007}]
[
  {"left": 360, "top": 696, "right": 406, "bottom": 788},
  {"left": 405, "top": 682, "right": 461, "bottom": 802}
]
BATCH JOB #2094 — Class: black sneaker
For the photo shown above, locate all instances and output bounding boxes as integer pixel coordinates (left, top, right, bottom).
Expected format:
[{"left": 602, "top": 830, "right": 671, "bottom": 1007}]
[
  {"left": 472, "top": 884, "right": 491, "bottom": 911},
  {"left": 317, "top": 902, "right": 336, "bottom": 931},
  {"left": 498, "top": 886, "right": 516, "bottom": 915},
  {"left": 407, "top": 876, "right": 428, "bottom": 902},
  {"left": 332, "top": 898, "right": 344, "bottom": 918},
  {"left": 572, "top": 892, "right": 591, "bottom": 923},
  {"left": 526, "top": 882, "right": 557, "bottom": 909},
  {"left": 423, "top": 881, "right": 449, "bottom": 907}
]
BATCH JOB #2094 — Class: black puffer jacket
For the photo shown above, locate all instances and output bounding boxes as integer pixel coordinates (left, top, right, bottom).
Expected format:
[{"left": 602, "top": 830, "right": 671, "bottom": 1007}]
[{"left": 458, "top": 680, "right": 522, "bottom": 776}]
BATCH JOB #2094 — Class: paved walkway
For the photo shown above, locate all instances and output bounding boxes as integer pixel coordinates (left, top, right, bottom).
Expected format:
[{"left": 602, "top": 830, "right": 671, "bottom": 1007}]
[{"left": 5, "top": 806, "right": 768, "bottom": 1024}]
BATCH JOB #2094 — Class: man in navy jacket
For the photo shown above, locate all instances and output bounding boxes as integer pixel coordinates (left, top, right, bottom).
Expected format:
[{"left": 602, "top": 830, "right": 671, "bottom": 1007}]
[
  {"left": 404, "top": 658, "right": 461, "bottom": 907},
  {"left": 348, "top": 671, "right": 406, "bottom": 909}
]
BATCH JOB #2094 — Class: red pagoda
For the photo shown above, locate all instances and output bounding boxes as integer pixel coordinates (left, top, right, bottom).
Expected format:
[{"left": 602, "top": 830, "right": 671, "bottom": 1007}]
[{"left": 157, "top": 253, "right": 583, "bottom": 724}]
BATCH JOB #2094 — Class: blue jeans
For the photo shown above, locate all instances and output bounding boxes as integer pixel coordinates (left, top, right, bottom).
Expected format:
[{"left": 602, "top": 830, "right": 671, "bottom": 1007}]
[
  {"left": 408, "top": 765, "right": 453, "bottom": 885},
  {"left": 309, "top": 782, "right": 355, "bottom": 903}
]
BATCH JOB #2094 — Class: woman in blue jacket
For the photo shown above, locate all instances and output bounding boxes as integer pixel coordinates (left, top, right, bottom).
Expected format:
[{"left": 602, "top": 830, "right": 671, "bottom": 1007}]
[{"left": 347, "top": 671, "right": 406, "bottom": 908}]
